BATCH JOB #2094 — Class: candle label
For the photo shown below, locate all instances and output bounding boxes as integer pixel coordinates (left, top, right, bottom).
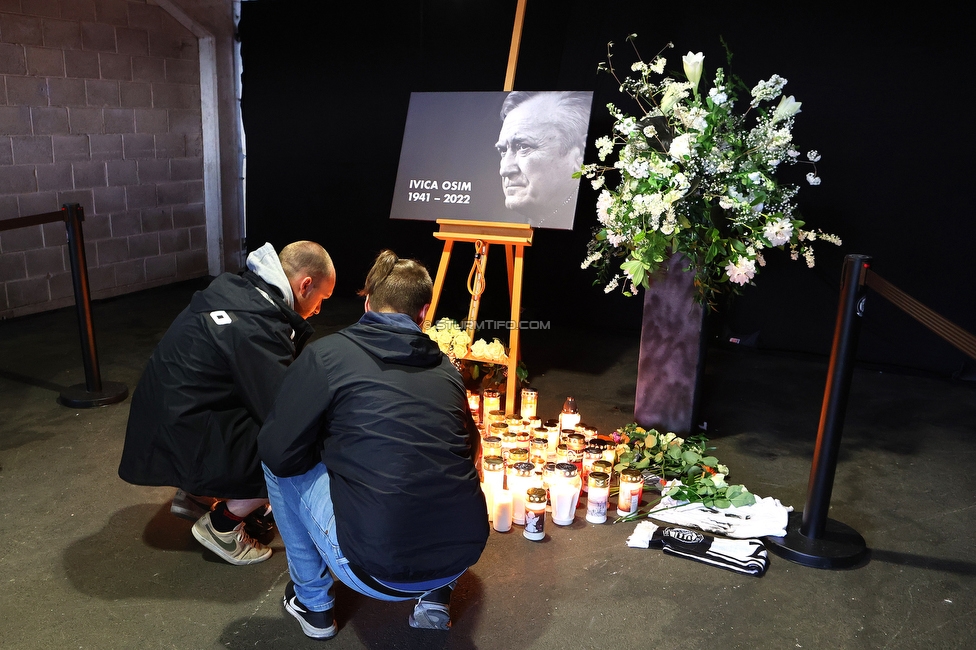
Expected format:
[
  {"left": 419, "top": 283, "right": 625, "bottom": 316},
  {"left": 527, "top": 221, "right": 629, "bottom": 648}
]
[
  {"left": 587, "top": 497, "right": 607, "bottom": 516},
  {"left": 616, "top": 484, "right": 642, "bottom": 516},
  {"left": 523, "top": 507, "right": 545, "bottom": 540}
]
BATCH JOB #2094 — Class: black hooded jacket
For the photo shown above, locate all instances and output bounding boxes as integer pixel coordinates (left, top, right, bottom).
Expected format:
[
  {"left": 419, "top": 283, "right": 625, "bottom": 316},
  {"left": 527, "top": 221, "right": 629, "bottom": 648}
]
[
  {"left": 118, "top": 271, "right": 313, "bottom": 498},
  {"left": 259, "top": 311, "right": 488, "bottom": 582}
]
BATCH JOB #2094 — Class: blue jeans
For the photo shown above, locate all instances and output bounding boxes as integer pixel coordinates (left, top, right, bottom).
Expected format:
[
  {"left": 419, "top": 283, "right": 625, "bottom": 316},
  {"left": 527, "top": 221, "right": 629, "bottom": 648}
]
[{"left": 262, "top": 462, "right": 463, "bottom": 612}]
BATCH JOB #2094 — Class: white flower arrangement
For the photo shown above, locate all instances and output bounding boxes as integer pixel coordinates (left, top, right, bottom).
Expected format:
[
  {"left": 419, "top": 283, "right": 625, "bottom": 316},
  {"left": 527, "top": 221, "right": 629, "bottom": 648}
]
[
  {"left": 424, "top": 317, "right": 528, "bottom": 391},
  {"left": 578, "top": 37, "right": 842, "bottom": 307},
  {"left": 424, "top": 317, "right": 507, "bottom": 363}
]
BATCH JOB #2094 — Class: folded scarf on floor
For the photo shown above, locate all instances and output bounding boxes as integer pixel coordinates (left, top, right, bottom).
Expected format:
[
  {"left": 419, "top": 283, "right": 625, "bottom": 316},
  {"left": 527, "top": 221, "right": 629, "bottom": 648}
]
[
  {"left": 626, "top": 520, "right": 769, "bottom": 577},
  {"left": 646, "top": 491, "right": 793, "bottom": 538}
]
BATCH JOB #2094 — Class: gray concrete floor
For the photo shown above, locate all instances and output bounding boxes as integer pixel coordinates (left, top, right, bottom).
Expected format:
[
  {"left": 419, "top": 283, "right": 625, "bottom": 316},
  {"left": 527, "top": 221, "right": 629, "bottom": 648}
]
[{"left": 1, "top": 278, "right": 974, "bottom": 649}]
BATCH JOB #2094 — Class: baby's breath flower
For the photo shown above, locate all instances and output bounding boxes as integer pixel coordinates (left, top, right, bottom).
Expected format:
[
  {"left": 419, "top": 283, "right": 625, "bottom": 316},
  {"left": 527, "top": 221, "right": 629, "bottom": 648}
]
[{"left": 750, "top": 74, "right": 788, "bottom": 104}]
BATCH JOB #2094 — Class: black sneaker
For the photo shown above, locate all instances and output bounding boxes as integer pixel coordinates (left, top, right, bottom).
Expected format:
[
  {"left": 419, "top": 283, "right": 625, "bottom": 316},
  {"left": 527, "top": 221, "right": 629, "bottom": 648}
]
[
  {"left": 283, "top": 580, "right": 337, "bottom": 640},
  {"left": 243, "top": 505, "right": 276, "bottom": 545}
]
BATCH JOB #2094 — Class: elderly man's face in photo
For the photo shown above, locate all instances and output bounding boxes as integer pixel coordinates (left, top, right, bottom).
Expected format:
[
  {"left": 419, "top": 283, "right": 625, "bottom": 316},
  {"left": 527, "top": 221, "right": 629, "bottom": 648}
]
[{"left": 495, "top": 96, "right": 582, "bottom": 220}]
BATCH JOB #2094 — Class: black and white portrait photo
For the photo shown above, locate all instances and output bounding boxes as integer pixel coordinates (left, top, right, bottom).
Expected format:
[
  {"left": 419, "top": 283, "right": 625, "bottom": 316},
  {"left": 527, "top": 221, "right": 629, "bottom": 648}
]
[{"left": 390, "top": 90, "right": 594, "bottom": 230}]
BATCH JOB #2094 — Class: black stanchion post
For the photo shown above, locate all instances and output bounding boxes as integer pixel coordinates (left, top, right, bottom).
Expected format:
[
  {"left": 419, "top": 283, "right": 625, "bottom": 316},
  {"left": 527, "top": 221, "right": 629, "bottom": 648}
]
[
  {"left": 764, "top": 253, "right": 870, "bottom": 569},
  {"left": 58, "top": 203, "right": 128, "bottom": 408}
]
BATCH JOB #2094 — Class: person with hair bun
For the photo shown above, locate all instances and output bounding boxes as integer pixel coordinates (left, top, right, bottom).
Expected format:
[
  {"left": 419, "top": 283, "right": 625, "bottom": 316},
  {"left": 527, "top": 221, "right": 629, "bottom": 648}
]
[{"left": 258, "top": 249, "right": 488, "bottom": 639}]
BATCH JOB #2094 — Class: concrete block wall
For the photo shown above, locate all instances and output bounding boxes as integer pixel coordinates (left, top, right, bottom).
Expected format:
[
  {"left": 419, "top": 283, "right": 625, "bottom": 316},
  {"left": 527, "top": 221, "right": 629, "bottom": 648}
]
[{"left": 0, "top": 0, "right": 210, "bottom": 319}]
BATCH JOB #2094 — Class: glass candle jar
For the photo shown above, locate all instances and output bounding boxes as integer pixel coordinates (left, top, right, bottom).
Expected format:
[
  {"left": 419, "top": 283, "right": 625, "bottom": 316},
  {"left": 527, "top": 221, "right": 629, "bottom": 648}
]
[
  {"left": 617, "top": 468, "right": 644, "bottom": 517},
  {"left": 558, "top": 396, "right": 580, "bottom": 432},
  {"left": 482, "top": 389, "right": 501, "bottom": 417},
  {"left": 492, "top": 488, "right": 513, "bottom": 532},
  {"left": 585, "top": 471, "right": 611, "bottom": 524},
  {"left": 482, "top": 435, "right": 502, "bottom": 460},
  {"left": 489, "top": 421, "right": 509, "bottom": 440},
  {"left": 558, "top": 428, "right": 575, "bottom": 447},
  {"left": 566, "top": 433, "right": 587, "bottom": 472},
  {"left": 579, "top": 424, "right": 599, "bottom": 443},
  {"left": 500, "top": 430, "right": 519, "bottom": 462},
  {"left": 523, "top": 487, "right": 547, "bottom": 541},
  {"left": 507, "top": 461, "right": 535, "bottom": 526},
  {"left": 482, "top": 455, "right": 505, "bottom": 522},
  {"left": 529, "top": 436, "right": 548, "bottom": 467},
  {"left": 507, "top": 447, "right": 529, "bottom": 468},
  {"left": 543, "top": 419, "right": 560, "bottom": 452},
  {"left": 554, "top": 443, "right": 570, "bottom": 466},
  {"left": 542, "top": 461, "right": 557, "bottom": 512},
  {"left": 520, "top": 387, "right": 538, "bottom": 420},
  {"left": 550, "top": 462, "right": 582, "bottom": 526},
  {"left": 591, "top": 459, "right": 613, "bottom": 484},
  {"left": 484, "top": 409, "right": 505, "bottom": 437},
  {"left": 581, "top": 446, "right": 604, "bottom": 493},
  {"left": 466, "top": 390, "right": 481, "bottom": 424},
  {"left": 505, "top": 415, "right": 524, "bottom": 435}
]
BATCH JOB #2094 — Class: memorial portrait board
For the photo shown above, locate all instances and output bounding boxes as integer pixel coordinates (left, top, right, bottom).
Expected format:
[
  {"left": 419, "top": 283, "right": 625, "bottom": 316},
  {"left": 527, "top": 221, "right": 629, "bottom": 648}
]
[{"left": 390, "top": 91, "right": 594, "bottom": 230}]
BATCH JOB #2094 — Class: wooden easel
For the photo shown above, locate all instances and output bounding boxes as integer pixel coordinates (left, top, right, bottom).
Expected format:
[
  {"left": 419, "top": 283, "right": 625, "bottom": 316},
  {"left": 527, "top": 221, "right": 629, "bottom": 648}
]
[
  {"left": 424, "top": 220, "right": 533, "bottom": 414},
  {"left": 424, "top": 0, "right": 531, "bottom": 415}
]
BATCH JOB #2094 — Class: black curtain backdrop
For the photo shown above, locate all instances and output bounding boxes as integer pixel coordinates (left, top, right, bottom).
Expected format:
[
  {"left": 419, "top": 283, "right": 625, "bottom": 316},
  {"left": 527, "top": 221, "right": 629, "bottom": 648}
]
[{"left": 238, "top": 0, "right": 975, "bottom": 378}]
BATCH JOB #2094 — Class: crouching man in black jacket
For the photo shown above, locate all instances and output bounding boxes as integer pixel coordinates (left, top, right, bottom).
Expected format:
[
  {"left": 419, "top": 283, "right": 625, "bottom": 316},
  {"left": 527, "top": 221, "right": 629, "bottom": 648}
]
[
  {"left": 258, "top": 250, "right": 488, "bottom": 639},
  {"left": 119, "top": 241, "right": 335, "bottom": 566}
]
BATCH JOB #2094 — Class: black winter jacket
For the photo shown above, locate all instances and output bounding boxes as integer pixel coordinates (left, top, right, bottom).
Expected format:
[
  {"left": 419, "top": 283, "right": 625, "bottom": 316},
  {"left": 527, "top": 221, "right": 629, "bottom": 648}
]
[
  {"left": 259, "top": 311, "right": 489, "bottom": 582},
  {"left": 118, "top": 271, "right": 313, "bottom": 498}
]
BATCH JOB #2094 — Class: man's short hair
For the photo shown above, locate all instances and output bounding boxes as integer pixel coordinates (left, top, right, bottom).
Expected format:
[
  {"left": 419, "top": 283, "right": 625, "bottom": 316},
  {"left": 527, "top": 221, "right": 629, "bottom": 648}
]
[
  {"left": 358, "top": 250, "right": 432, "bottom": 317},
  {"left": 279, "top": 241, "right": 334, "bottom": 282},
  {"left": 499, "top": 91, "right": 590, "bottom": 156}
]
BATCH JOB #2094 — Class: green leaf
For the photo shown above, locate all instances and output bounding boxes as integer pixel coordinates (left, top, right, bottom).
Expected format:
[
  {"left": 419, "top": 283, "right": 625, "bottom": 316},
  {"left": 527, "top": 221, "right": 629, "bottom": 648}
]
[
  {"left": 729, "top": 490, "right": 756, "bottom": 507},
  {"left": 702, "top": 456, "right": 719, "bottom": 467}
]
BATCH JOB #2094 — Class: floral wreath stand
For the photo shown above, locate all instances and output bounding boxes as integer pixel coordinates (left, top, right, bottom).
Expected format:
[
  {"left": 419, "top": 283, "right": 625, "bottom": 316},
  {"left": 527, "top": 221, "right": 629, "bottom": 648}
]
[{"left": 424, "top": 219, "right": 534, "bottom": 415}]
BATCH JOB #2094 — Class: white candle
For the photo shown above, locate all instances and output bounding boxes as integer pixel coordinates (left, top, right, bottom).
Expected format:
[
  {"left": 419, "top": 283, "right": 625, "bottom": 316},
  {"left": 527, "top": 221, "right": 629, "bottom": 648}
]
[
  {"left": 507, "top": 463, "right": 534, "bottom": 526},
  {"left": 481, "top": 481, "right": 492, "bottom": 522},
  {"left": 482, "top": 456, "right": 505, "bottom": 523},
  {"left": 492, "top": 489, "right": 513, "bottom": 532},
  {"left": 550, "top": 483, "right": 578, "bottom": 526}
]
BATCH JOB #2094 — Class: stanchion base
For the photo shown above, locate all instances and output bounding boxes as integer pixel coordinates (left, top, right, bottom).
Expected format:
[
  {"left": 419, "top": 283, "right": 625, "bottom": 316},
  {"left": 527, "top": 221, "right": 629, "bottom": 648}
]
[
  {"left": 58, "top": 381, "right": 129, "bottom": 408},
  {"left": 764, "top": 510, "right": 867, "bottom": 570}
]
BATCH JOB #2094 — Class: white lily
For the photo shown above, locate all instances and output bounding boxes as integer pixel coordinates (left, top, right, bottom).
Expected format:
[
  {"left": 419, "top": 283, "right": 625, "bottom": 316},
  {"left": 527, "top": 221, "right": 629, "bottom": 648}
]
[
  {"left": 772, "top": 95, "right": 802, "bottom": 123},
  {"left": 682, "top": 51, "right": 704, "bottom": 93}
]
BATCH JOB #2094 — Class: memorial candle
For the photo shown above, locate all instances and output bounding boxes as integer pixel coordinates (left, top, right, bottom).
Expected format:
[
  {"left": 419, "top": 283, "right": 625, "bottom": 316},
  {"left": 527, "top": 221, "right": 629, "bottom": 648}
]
[
  {"left": 520, "top": 387, "right": 538, "bottom": 419},
  {"left": 492, "top": 489, "right": 513, "bottom": 532},
  {"left": 507, "top": 461, "right": 535, "bottom": 525},
  {"left": 523, "top": 488, "right": 547, "bottom": 541}
]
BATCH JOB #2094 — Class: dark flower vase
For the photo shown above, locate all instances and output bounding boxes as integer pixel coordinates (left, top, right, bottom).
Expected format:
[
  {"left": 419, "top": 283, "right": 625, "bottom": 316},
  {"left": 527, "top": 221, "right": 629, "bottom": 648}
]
[{"left": 634, "top": 254, "right": 708, "bottom": 435}]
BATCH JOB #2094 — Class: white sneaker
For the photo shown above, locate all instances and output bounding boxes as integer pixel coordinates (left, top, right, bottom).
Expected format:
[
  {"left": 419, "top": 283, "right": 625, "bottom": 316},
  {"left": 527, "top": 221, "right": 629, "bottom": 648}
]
[
  {"left": 408, "top": 601, "right": 451, "bottom": 630},
  {"left": 191, "top": 512, "right": 272, "bottom": 565}
]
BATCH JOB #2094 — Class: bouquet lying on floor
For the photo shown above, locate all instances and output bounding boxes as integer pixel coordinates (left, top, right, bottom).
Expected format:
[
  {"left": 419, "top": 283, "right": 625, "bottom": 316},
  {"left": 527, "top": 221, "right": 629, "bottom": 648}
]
[{"left": 610, "top": 423, "right": 755, "bottom": 519}]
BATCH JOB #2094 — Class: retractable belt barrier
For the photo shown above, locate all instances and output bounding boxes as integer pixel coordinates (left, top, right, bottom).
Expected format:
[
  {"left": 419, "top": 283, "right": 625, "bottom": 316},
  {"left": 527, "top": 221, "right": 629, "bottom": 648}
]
[
  {"left": 865, "top": 269, "right": 976, "bottom": 361},
  {"left": 1, "top": 203, "right": 128, "bottom": 407}
]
